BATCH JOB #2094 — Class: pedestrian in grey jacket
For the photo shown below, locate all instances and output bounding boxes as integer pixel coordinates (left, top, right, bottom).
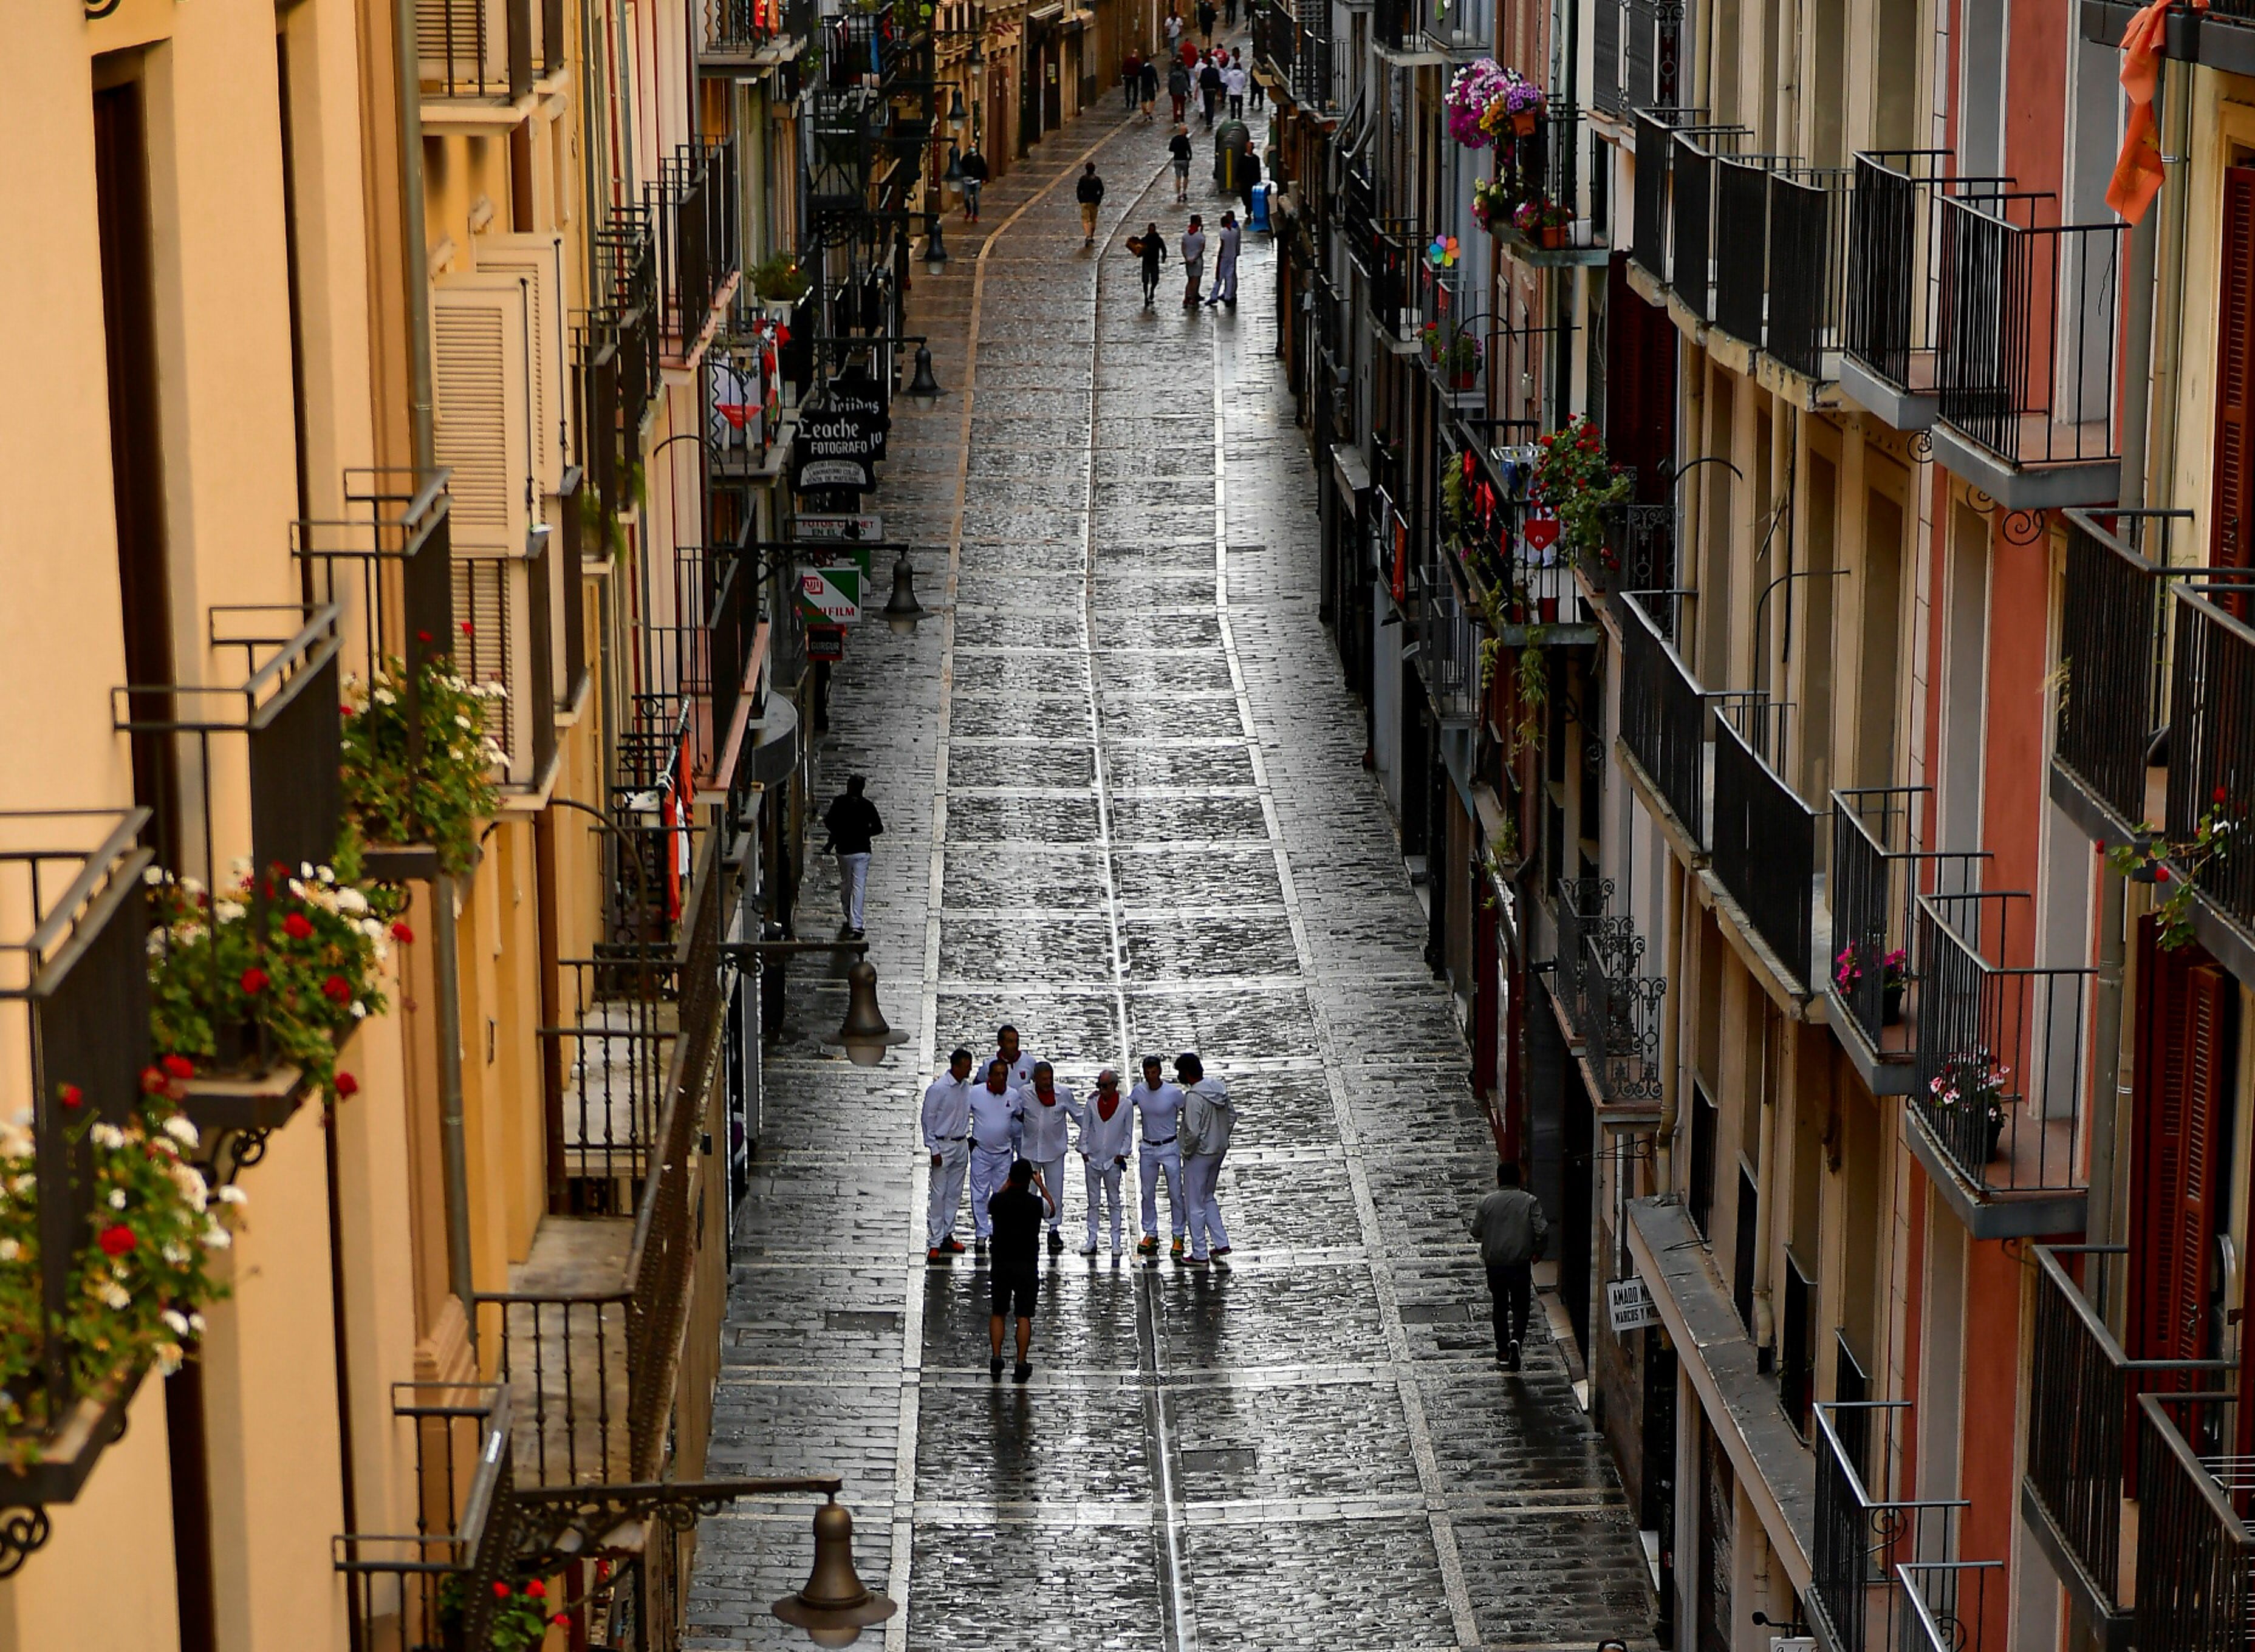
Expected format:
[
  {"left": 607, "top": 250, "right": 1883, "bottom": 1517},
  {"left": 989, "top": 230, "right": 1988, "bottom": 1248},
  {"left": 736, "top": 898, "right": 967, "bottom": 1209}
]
[
  {"left": 1177, "top": 1053, "right": 1233, "bottom": 1265},
  {"left": 1470, "top": 1162, "right": 1548, "bottom": 1370}
]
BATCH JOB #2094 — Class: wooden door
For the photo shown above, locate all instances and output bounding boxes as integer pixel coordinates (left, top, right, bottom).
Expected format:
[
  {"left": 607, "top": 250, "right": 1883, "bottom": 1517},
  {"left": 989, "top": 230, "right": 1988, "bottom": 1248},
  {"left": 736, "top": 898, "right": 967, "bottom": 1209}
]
[
  {"left": 2213, "top": 165, "right": 2255, "bottom": 616},
  {"left": 2130, "top": 920, "right": 2231, "bottom": 1364}
]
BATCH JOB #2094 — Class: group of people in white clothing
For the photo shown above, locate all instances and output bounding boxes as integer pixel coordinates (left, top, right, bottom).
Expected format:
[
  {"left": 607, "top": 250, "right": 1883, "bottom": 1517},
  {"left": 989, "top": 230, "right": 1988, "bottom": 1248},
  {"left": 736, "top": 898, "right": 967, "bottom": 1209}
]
[{"left": 921, "top": 1026, "right": 1238, "bottom": 1265}]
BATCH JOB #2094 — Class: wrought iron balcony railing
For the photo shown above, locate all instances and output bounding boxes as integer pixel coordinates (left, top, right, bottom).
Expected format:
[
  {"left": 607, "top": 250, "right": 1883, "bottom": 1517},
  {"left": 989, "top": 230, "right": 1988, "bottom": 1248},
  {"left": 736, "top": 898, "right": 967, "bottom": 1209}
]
[
  {"left": 417, "top": 0, "right": 546, "bottom": 100},
  {"left": 334, "top": 1384, "right": 515, "bottom": 1652},
  {"left": 1368, "top": 218, "right": 1420, "bottom": 344},
  {"left": 1809, "top": 1400, "right": 1968, "bottom": 1652},
  {"left": 1934, "top": 191, "right": 2125, "bottom": 471},
  {"left": 1590, "top": 499, "right": 1675, "bottom": 599},
  {"left": 0, "top": 810, "right": 152, "bottom": 1563},
  {"left": 702, "top": 0, "right": 812, "bottom": 55},
  {"left": 1552, "top": 877, "right": 1666, "bottom": 1104},
  {"left": 1910, "top": 890, "right": 2093, "bottom": 1203},
  {"left": 1767, "top": 166, "right": 1853, "bottom": 379},
  {"left": 1618, "top": 590, "right": 1708, "bottom": 841},
  {"left": 1709, "top": 699, "right": 1817, "bottom": 986},
  {"left": 1627, "top": 107, "right": 1710, "bottom": 282},
  {"left": 2025, "top": 1245, "right": 2234, "bottom": 1636},
  {"left": 2055, "top": 511, "right": 2169, "bottom": 831},
  {"left": 1666, "top": 123, "right": 1750, "bottom": 319},
  {"left": 453, "top": 529, "right": 558, "bottom": 791},
  {"left": 652, "top": 142, "right": 741, "bottom": 363},
  {"left": 2134, "top": 1392, "right": 2255, "bottom": 1652},
  {"left": 1416, "top": 561, "right": 1480, "bottom": 725},
  {"left": 1826, "top": 786, "right": 1988, "bottom": 1071},
  {"left": 2166, "top": 584, "right": 2255, "bottom": 934},
  {"left": 1593, "top": 0, "right": 1683, "bottom": 118},
  {"left": 1842, "top": 150, "right": 1983, "bottom": 415},
  {"left": 1708, "top": 148, "right": 1778, "bottom": 343}
]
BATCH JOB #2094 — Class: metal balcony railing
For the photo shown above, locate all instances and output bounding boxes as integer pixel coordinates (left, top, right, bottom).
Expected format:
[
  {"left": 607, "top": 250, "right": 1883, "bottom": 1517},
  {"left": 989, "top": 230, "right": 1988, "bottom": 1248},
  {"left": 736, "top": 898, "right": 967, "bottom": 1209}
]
[
  {"left": 1710, "top": 150, "right": 1776, "bottom": 342},
  {"left": 1372, "top": 484, "right": 1407, "bottom": 605},
  {"left": 1897, "top": 1561, "right": 2004, "bottom": 1652},
  {"left": 2166, "top": 586, "right": 2255, "bottom": 934},
  {"left": 652, "top": 142, "right": 741, "bottom": 363},
  {"left": 416, "top": 0, "right": 535, "bottom": 99},
  {"left": 1809, "top": 1401, "right": 1968, "bottom": 1652},
  {"left": 2027, "top": 1245, "right": 2235, "bottom": 1629},
  {"left": 334, "top": 1384, "right": 515, "bottom": 1652},
  {"left": 594, "top": 206, "right": 660, "bottom": 462},
  {"left": 1843, "top": 151, "right": 1974, "bottom": 406},
  {"left": 544, "top": 948, "right": 679, "bottom": 1196},
  {"left": 824, "top": 3, "right": 908, "bottom": 88},
  {"left": 113, "top": 607, "right": 344, "bottom": 1082},
  {"left": 0, "top": 811, "right": 152, "bottom": 1522},
  {"left": 1369, "top": 218, "right": 1418, "bottom": 343},
  {"left": 1935, "top": 192, "right": 2125, "bottom": 469},
  {"left": 1417, "top": 562, "right": 1480, "bottom": 723},
  {"left": 2056, "top": 511, "right": 2169, "bottom": 830},
  {"left": 1595, "top": 0, "right": 1683, "bottom": 118},
  {"left": 1768, "top": 166, "right": 1854, "bottom": 379},
  {"left": 1667, "top": 125, "right": 1748, "bottom": 319},
  {"left": 1911, "top": 890, "right": 2093, "bottom": 1200},
  {"left": 1627, "top": 107, "right": 1705, "bottom": 282},
  {"left": 1618, "top": 592, "right": 1708, "bottom": 840},
  {"left": 703, "top": 0, "right": 809, "bottom": 53},
  {"left": 1590, "top": 499, "right": 1675, "bottom": 599},
  {"left": 1827, "top": 787, "right": 1988, "bottom": 1060},
  {"left": 1553, "top": 877, "right": 1666, "bottom": 1103},
  {"left": 2135, "top": 1393, "right": 2255, "bottom": 1652},
  {"left": 1489, "top": 103, "right": 1609, "bottom": 256},
  {"left": 1709, "top": 700, "right": 1816, "bottom": 985}
]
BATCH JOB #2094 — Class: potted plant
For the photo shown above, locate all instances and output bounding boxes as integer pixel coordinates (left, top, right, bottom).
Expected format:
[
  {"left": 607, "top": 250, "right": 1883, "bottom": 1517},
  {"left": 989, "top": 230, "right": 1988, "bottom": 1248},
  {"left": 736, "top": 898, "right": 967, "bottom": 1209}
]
[
  {"left": 1503, "top": 75, "right": 1546, "bottom": 137},
  {"left": 1929, "top": 1054, "right": 2010, "bottom": 1162},
  {"left": 1446, "top": 59, "right": 1510, "bottom": 150},
  {"left": 340, "top": 651, "right": 506, "bottom": 877},
  {"left": 1832, "top": 944, "right": 1910, "bottom": 1024},
  {"left": 1530, "top": 415, "right": 1632, "bottom": 562},
  {"left": 750, "top": 251, "right": 810, "bottom": 319},
  {"left": 1512, "top": 195, "right": 1570, "bottom": 249},
  {"left": 437, "top": 1574, "right": 563, "bottom": 1652}
]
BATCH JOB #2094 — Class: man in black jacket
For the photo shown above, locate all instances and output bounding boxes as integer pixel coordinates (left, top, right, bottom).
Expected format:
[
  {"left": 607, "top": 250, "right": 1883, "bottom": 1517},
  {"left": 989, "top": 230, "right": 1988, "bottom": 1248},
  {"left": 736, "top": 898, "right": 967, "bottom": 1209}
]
[
  {"left": 1075, "top": 162, "right": 1106, "bottom": 247},
  {"left": 958, "top": 145, "right": 990, "bottom": 222},
  {"left": 987, "top": 1159, "right": 1055, "bottom": 1382},
  {"left": 821, "top": 776, "right": 884, "bottom": 940}
]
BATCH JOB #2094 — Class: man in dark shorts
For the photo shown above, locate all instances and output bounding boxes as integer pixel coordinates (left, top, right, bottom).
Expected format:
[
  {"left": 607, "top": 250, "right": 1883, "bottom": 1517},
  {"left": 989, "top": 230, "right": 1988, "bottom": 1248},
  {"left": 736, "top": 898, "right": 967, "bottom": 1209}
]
[{"left": 988, "top": 1159, "right": 1055, "bottom": 1383}]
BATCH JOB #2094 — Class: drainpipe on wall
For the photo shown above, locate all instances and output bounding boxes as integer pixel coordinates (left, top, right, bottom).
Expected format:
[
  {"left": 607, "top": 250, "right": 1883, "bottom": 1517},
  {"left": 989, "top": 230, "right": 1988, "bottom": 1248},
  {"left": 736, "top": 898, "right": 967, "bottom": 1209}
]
[
  {"left": 395, "top": 0, "right": 435, "bottom": 466},
  {"left": 1749, "top": 1025, "right": 1780, "bottom": 1360},
  {"left": 433, "top": 874, "right": 479, "bottom": 1344},
  {"left": 1653, "top": 854, "right": 1683, "bottom": 1192}
]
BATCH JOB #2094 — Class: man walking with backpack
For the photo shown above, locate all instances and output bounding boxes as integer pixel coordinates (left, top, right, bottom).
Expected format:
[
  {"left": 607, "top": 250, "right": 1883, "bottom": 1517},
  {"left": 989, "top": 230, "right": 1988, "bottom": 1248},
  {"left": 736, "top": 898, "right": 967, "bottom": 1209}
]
[
  {"left": 1470, "top": 1161, "right": 1548, "bottom": 1370},
  {"left": 1075, "top": 161, "right": 1106, "bottom": 248}
]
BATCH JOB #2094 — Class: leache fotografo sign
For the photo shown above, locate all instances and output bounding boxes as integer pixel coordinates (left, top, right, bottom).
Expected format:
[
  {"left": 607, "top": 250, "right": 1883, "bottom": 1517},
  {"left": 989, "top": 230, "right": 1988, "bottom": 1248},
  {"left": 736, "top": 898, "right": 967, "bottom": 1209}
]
[{"left": 791, "top": 367, "right": 889, "bottom": 491}]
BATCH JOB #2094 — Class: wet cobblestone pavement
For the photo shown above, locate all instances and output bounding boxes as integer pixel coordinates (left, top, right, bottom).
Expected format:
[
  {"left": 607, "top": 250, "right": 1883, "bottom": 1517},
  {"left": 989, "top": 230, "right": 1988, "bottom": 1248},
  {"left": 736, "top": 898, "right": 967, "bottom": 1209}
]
[{"left": 686, "top": 70, "right": 1655, "bottom": 1652}]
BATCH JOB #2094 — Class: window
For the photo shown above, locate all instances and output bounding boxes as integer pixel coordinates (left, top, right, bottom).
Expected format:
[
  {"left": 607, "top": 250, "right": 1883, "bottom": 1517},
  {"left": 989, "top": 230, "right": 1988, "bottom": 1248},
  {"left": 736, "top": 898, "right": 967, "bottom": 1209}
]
[
  {"left": 1688, "top": 1080, "right": 1717, "bottom": 1239},
  {"left": 1781, "top": 1250, "right": 1815, "bottom": 1439}
]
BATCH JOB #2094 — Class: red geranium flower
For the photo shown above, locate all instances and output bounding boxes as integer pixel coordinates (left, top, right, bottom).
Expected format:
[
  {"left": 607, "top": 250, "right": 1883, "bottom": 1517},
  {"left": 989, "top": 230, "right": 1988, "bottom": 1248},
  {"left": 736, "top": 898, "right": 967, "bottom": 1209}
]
[
  {"left": 2157, "top": 867, "right": 2171, "bottom": 883},
  {"left": 240, "top": 967, "right": 270, "bottom": 995},
  {"left": 58, "top": 1083, "right": 82, "bottom": 1108},
  {"left": 2217, "top": 786, "right": 2230, "bottom": 805},
  {"left": 321, "top": 974, "right": 353, "bottom": 1004},
  {"left": 283, "top": 912, "right": 316, "bottom": 941},
  {"left": 493, "top": 1582, "right": 512, "bottom": 1600},
  {"left": 141, "top": 1066, "right": 167, "bottom": 1094},
  {"left": 526, "top": 1581, "right": 546, "bottom": 1600},
  {"left": 98, "top": 1224, "right": 137, "bottom": 1258},
  {"left": 335, "top": 1073, "right": 360, "bottom": 1098},
  {"left": 162, "top": 1055, "right": 195, "bottom": 1081},
  {"left": 417, "top": 630, "right": 434, "bottom": 644},
  {"left": 390, "top": 920, "right": 416, "bottom": 943}
]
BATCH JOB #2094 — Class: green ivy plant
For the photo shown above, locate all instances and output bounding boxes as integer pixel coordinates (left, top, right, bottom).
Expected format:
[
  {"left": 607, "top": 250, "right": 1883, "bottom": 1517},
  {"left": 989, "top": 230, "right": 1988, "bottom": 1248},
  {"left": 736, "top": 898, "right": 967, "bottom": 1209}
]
[
  {"left": 341, "top": 653, "right": 505, "bottom": 875},
  {"left": 1511, "top": 631, "right": 1550, "bottom": 760},
  {"left": 145, "top": 853, "right": 404, "bottom": 1099},
  {"left": 0, "top": 1063, "right": 246, "bottom": 1464},
  {"left": 2104, "top": 796, "right": 2239, "bottom": 950}
]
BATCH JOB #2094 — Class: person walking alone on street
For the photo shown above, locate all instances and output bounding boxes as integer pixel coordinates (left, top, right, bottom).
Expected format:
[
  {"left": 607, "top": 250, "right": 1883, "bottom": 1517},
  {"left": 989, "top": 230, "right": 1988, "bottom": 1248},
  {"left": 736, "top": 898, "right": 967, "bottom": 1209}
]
[
  {"left": 923, "top": 1050, "right": 977, "bottom": 1261},
  {"left": 958, "top": 143, "right": 990, "bottom": 222},
  {"left": 1223, "top": 53, "right": 1246, "bottom": 118},
  {"left": 1205, "top": 210, "right": 1240, "bottom": 307},
  {"left": 1196, "top": 0, "right": 1216, "bottom": 41},
  {"left": 1175, "top": 1053, "right": 1234, "bottom": 1265},
  {"left": 1223, "top": 0, "right": 1238, "bottom": 25},
  {"left": 1167, "top": 60, "right": 1190, "bottom": 125},
  {"left": 1197, "top": 53, "right": 1223, "bottom": 127},
  {"left": 1163, "top": 6, "right": 1183, "bottom": 53},
  {"left": 1122, "top": 49, "right": 1141, "bottom": 111},
  {"left": 1131, "top": 1055, "right": 1188, "bottom": 1258},
  {"left": 1134, "top": 222, "right": 1168, "bottom": 307},
  {"left": 821, "top": 776, "right": 883, "bottom": 940},
  {"left": 987, "top": 1159, "right": 1054, "bottom": 1383},
  {"left": 1075, "top": 162, "right": 1106, "bottom": 248},
  {"left": 1470, "top": 1161, "right": 1549, "bottom": 1370},
  {"left": 1248, "top": 48, "right": 1264, "bottom": 108},
  {"left": 1068, "top": 1069, "right": 1133, "bottom": 1258},
  {"left": 1168, "top": 125, "right": 1194, "bottom": 202},
  {"left": 1180, "top": 214, "right": 1206, "bottom": 307},
  {"left": 1020, "top": 1062, "right": 1074, "bottom": 1255},
  {"left": 1138, "top": 56, "right": 1159, "bottom": 121},
  {"left": 967, "top": 1059, "right": 1026, "bottom": 1255}
]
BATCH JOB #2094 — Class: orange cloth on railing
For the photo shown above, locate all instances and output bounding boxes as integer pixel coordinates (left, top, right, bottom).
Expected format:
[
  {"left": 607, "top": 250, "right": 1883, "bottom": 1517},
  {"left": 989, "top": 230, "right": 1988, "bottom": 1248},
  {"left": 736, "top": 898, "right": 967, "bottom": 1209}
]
[{"left": 2107, "top": 0, "right": 2205, "bottom": 224}]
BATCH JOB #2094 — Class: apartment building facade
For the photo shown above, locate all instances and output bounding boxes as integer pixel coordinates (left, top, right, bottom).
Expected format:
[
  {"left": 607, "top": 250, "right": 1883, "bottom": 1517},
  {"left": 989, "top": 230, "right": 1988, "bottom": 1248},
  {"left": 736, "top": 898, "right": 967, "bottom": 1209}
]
[{"left": 1261, "top": 0, "right": 2255, "bottom": 1647}]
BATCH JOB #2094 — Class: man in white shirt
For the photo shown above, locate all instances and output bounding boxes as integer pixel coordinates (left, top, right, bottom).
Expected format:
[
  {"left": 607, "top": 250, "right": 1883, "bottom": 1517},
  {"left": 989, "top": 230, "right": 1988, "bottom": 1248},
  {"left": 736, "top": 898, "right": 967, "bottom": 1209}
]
[
  {"left": 1019, "top": 1062, "right": 1074, "bottom": 1255},
  {"left": 922, "top": 1049, "right": 977, "bottom": 1261},
  {"left": 967, "top": 1059, "right": 1027, "bottom": 1254},
  {"left": 1130, "top": 1055, "right": 1188, "bottom": 1260},
  {"left": 1223, "top": 58, "right": 1247, "bottom": 118},
  {"left": 1068, "top": 1069, "right": 1134, "bottom": 1259},
  {"left": 994, "top": 1024, "right": 1041, "bottom": 1091}
]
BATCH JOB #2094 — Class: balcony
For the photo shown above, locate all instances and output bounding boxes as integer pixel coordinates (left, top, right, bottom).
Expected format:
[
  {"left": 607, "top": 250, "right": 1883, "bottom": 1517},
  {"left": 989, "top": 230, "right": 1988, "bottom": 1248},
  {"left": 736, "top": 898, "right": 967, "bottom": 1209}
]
[
  {"left": 1617, "top": 591, "right": 1708, "bottom": 853},
  {"left": 702, "top": 0, "right": 815, "bottom": 63},
  {"left": 1589, "top": 497, "right": 1676, "bottom": 601},
  {"left": 653, "top": 142, "right": 741, "bottom": 368},
  {"left": 2166, "top": 585, "right": 2255, "bottom": 946},
  {"left": 2022, "top": 1245, "right": 2234, "bottom": 1649},
  {"left": 1928, "top": 191, "right": 2125, "bottom": 505},
  {"left": 1414, "top": 561, "right": 1481, "bottom": 726},
  {"left": 0, "top": 811, "right": 154, "bottom": 1562},
  {"left": 114, "top": 605, "right": 346, "bottom": 1140},
  {"left": 2085, "top": 0, "right": 2255, "bottom": 75},
  {"left": 1552, "top": 877, "right": 1667, "bottom": 1113},
  {"left": 1809, "top": 1400, "right": 1981, "bottom": 1652},
  {"left": 1708, "top": 701, "right": 1820, "bottom": 992},
  {"left": 1840, "top": 151, "right": 1964, "bottom": 431},
  {"left": 453, "top": 530, "right": 559, "bottom": 794},
  {"left": 334, "top": 1383, "right": 515, "bottom": 1652},
  {"left": 1486, "top": 103, "right": 1612, "bottom": 269},
  {"left": 1906, "top": 890, "right": 2093, "bottom": 1237},
  {"left": 1592, "top": 0, "right": 1684, "bottom": 123},
  {"left": 1366, "top": 218, "right": 1423, "bottom": 350},
  {"left": 2134, "top": 1393, "right": 2255, "bottom": 1652},
  {"left": 416, "top": 0, "right": 563, "bottom": 104},
  {"left": 2050, "top": 511, "right": 2171, "bottom": 838},
  {"left": 821, "top": 3, "right": 914, "bottom": 90},
  {"left": 1826, "top": 787, "right": 1988, "bottom": 1094},
  {"left": 1449, "top": 450, "right": 1600, "bottom": 643},
  {"left": 1663, "top": 123, "right": 1750, "bottom": 324}
]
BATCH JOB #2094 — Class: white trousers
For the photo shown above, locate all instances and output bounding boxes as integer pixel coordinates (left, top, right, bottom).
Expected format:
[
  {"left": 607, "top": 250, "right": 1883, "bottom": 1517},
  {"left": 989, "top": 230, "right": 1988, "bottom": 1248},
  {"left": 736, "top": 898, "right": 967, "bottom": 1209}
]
[
  {"left": 1083, "top": 1158, "right": 1124, "bottom": 1252},
  {"left": 968, "top": 1145, "right": 1015, "bottom": 1238},
  {"left": 1029, "top": 1154, "right": 1068, "bottom": 1232},
  {"left": 1183, "top": 1152, "right": 1230, "bottom": 1259},
  {"left": 1139, "top": 1140, "right": 1184, "bottom": 1238},
  {"left": 927, "top": 1141, "right": 968, "bottom": 1247},
  {"left": 838, "top": 852, "right": 871, "bottom": 930}
]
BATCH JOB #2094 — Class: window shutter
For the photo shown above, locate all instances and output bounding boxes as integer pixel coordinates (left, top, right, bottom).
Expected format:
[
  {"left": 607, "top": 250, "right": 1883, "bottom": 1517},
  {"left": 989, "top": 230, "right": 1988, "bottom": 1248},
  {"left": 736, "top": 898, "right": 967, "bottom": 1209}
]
[
  {"left": 475, "top": 232, "right": 570, "bottom": 508},
  {"left": 431, "top": 275, "right": 532, "bottom": 556},
  {"left": 2212, "top": 168, "right": 2255, "bottom": 577},
  {"left": 416, "top": 0, "right": 507, "bottom": 89},
  {"left": 2131, "top": 921, "right": 2229, "bottom": 1363}
]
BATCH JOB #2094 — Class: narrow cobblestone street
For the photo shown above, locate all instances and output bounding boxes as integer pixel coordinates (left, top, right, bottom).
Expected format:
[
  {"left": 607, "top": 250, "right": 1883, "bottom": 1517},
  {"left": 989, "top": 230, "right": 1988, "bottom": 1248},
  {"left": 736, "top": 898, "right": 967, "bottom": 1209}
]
[{"left": 685, "top": 76, "right": 1654, "bottom": 1652}]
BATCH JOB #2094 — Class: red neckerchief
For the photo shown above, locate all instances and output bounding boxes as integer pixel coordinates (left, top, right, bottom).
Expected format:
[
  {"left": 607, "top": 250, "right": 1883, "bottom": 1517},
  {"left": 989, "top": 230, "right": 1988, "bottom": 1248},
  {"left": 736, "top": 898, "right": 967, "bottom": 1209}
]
[{"left": 1097, "top": 1093, "right": 1121, "bottom": 1121}]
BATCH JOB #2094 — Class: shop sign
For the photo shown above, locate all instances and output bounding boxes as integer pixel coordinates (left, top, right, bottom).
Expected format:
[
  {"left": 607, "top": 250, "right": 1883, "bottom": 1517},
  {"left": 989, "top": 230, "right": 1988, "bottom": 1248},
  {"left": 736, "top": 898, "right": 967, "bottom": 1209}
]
[
  {"left": 797, "top": 565, "right": 861, "bottom": 624},
  {"left": 1606, "top": 1276, "right": 1659, "bottom": 1333},
  {"left": 806, "top": 624, "right": 848, "bottom": 663}
]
